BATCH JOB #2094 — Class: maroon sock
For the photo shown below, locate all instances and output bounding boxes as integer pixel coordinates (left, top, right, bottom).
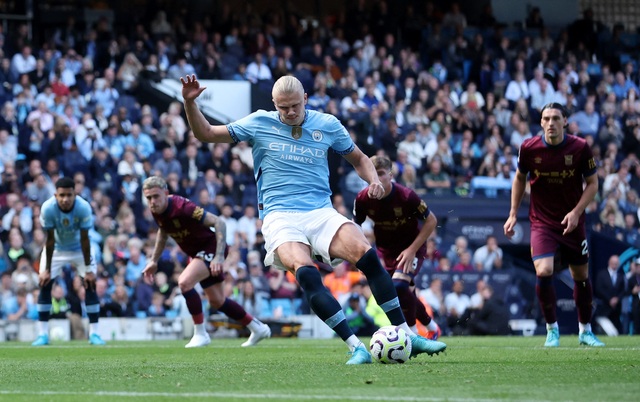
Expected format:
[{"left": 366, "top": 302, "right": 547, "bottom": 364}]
[
  {"left": 183, "top": 288, "right": 204, "bottom": 324},
  {"left": 218, "top": 298, "right": 252, "bottom": 326},
  {"left": 414, "top": 292, "right": 432, "bottom": 326},
  {"left": 574, "top": 279, "right": 593, "bottom": 324},
  {"left": 395, "top": 285, "right": 417, "bottom": 326},
  {"left": 536, "top": 276, "right": 557, "bottom": 324}
]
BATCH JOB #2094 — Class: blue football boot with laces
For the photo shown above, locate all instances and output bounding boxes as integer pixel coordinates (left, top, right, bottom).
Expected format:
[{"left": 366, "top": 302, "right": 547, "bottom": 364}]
[
  {"left": 409, "top": 334, "right": 447, "bottom": 357},
  {"left": 579, "top": 331, "right": 605, "bottom": 347},
  {"left": 544, "top": 328, "right": 560, "bottom": 347},
  {"left": 346, "top": 345, "right": 372, "bottom": 365},
  {"left": 89, "top": 333, "right": 106, "bottom": 345},
  {"left": 31, "top": 334, "right": 49, "bottom": 346}
]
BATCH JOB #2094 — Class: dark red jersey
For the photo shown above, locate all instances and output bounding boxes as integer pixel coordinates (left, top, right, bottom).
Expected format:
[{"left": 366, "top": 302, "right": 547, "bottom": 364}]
[
  {"left": 152, "top": 195, "right": 218, "bottom": 258},
  {"left": 517, "top": 134, "right": 596, "bottom": 231},
  {"left": 354, "top": 182, "right": 429, "bottom": 265}
]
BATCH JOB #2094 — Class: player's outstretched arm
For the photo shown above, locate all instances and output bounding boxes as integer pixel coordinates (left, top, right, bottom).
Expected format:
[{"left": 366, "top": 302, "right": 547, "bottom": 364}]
[
  {"left": 203, "top": 212, "right": 227, "bottom": 275},
  {"left": 143, "top": 229, "right": 168, "bottom": 280},
  {"left": 399, "top": 211, "right": 437, "bottom": 274},
  {"left": 562, "top": 173, "right": 598, "bottom": 235},
  {"left": 180, "top": 74, "right": 234, "bottom": 144},
  {"left": 343, "top": 146, "right": 384, "bottom": 200},
  {"left": 39, "top": 229, "right": 56, "bottom": 287},
  {"left": 504, "top": 170, "right": 527, "bottom": 239}
]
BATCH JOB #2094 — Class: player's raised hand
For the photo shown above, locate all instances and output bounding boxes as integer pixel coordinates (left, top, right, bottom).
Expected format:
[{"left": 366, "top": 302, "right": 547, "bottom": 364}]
[
  {"left": 142, "top": 261, "right": 158, "bottom": 282},
  {"left": 367, "top": 181, "right": 385, "bottom": 200},
  {"left": 180, "top": 75, "right": 206, "bottom": 101}
]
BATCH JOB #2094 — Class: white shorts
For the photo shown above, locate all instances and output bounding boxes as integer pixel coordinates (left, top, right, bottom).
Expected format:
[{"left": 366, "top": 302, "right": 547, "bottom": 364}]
[
  {"left": 262, "top": 208, "right": 352, "bottom": 270},
  {"left": 39, "top": 247, "right": 97, "bottom": 279}
]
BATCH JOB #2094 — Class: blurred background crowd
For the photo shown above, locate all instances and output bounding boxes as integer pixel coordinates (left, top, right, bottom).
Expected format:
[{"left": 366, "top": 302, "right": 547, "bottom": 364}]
[{"left": 1, "top": 0, "right": 640, "bottom": 337}]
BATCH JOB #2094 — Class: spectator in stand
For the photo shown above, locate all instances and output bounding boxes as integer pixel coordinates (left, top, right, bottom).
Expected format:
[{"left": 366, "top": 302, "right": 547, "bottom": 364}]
[
  {"left": 124, "top": 123, "right": 155, "bottom": 160},
  {"left": 504, "top": 71, "right": 530, "bottom": 104},
  {"left": 422, "top": 158, "right": 451, "bottom": 196},
  {"left": 167, "top": 55, "right": 196, "bottom": 81},
  {"left": 10, "top": 45, "right": 37, "bottom": 81},
  {"left": 612, "top": 71, "right": 639, "bottom": 101},
  {"left": 245, "top": 53, "right": 273, "bottom": 85},
  {"left": 444, "top": 279, "right": 470, "bottom": 335},
  {"left": 595, "top": 254, "right": 626, "bottom": 333},
  {"left": 152, "top": 146, "right": 182, "bottom": 178},
  {"left": 467, "top": 284, "right": 511, "bottom": 335},
  {"left": 473, "top": 236, "right": 504, "bottom": 272},
  {"left": 568, "top": 101, "right": 599, "bottom": 137},
  {"left": 237, "top": 204, "right": 258, "bottom": 251},
  {"left": 89, "top": 76, "right": 119, "bottom": 117},
  {"left": 627, "top": 258, "right": 640, "bottom": 335},
  {"left": 452, "top": 250, "right": 474, "bottom": 272}
]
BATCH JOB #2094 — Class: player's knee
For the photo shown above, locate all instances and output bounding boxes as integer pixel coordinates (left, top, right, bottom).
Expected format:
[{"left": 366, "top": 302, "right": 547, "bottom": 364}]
[
  {"left": 295, "top": 265, "right": 323, "bottom": 292},
  {"left": 178, "top": 278, "right": 196, "bottom": 294}
]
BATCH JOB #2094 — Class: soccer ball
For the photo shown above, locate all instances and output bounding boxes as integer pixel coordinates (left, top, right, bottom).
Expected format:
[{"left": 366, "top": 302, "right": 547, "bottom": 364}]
[
  {"left": 369, "top": 325, "right": 412, "bottom": 364},
  {"left": 50, "top": 326, "right": 65, "bottom": 341}
]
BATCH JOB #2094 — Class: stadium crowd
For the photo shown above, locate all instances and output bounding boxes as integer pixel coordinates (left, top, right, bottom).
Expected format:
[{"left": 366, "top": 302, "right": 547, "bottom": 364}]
[{"left": 1, "top": 1, "right": 640, "bottom": 337}]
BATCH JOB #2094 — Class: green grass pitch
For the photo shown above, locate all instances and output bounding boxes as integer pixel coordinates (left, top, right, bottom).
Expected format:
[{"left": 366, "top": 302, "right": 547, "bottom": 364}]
[{"left": 1, "top": 336, "right": 638, "bottom": 402}]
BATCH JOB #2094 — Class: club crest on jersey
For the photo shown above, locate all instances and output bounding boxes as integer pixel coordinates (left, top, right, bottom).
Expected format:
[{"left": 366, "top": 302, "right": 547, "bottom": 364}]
[
  {"left": 565, "top": 155, "right": 573, "bottom": 166},
  {"left": 534, "top": 157, "right": 542, "bottom": 164},
  {"left": 312, "top": 130, "right": 323, "bottom": 141},
  {"left": 394, "top": 207, "right": 403, "bottom": 217},
  {"left": 291, "top": 126, "right": 302, "bottom": 140},
  {"left": 173, "top": 219, "right": 181, "bottom": 228}
]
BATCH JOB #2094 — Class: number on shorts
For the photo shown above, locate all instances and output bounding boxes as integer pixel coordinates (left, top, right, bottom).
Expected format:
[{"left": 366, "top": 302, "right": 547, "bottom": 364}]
[
  {"left": 581, "top": 240, "right": 588, "bottom": 255},
  {"left": 195, "top": 251, "right": 214, "bottom": 262}
]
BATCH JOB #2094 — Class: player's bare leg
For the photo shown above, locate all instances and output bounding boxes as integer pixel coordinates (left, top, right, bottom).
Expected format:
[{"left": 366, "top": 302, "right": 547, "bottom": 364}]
[{"left": 180, "top": 259, "right": 212, "bottom": 348}]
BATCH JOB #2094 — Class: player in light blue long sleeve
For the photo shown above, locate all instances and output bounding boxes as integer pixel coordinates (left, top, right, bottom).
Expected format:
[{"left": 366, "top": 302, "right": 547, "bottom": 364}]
[
  {"left": 32, "top": 177, "right": 106, "bottom": 346},
  {"left": 181, "top": 74, "right": 446, "bottom": 364}
]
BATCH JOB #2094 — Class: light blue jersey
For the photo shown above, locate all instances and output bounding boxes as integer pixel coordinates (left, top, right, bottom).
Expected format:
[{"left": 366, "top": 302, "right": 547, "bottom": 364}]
[
  {"left": 228, "top": 110, "right": 355, "bottom": 219},
  {"left": 39, "top": 196, "right": 94, "bottom": 252}
]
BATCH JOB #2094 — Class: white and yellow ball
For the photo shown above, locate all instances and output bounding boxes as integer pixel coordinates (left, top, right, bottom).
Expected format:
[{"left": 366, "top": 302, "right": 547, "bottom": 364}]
[{"left": 369, "top": 325, "right": 412, "bottom": 364}]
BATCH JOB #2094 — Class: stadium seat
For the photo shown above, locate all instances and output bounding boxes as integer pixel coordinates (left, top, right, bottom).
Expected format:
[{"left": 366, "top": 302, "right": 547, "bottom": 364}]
[
  {"left": 470, "top": 176, "right": 513, "bottom": 198},
  {"left": 270, "top": 299, "right": 294, "bottom": 318}
]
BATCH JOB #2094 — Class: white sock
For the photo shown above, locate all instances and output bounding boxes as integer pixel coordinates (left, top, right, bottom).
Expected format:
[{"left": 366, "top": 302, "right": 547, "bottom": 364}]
[
  {"left": 409, "top": 325, "right": 418, "bottom": 334},
  {"left": 398, "top": 323, "right": 415, "bottom": 337},
  {"left": 346, "top": 335, "right": 363, "bottom": 352},
  {"left": 89, "top": 323, "right": 99, "bottom": 336},
  {"left": 546, "top": 322, "right": 559, "bottom": 331},
  {"left": 427, "top": 321, "right": 438, "bottom": 331},
  {"left": 38, "top": 321, "right": 49, "bottom": 336},
  {"left": 247, "top": 318, "right": 262, "bottom": 332},
  {"left": 194, "top": 323, "right": 207, "bottom": 335},
  {"left": 578, "top": 323, "right": 591, "bottom": 334}
]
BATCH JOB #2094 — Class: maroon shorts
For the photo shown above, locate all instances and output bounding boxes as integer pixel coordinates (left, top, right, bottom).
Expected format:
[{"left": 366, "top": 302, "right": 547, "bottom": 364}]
[
  {"left": 377, "top": 249, "right": 424, "bottom": 285},
  {"left": 189, "top": 250, "right": 224, "bottom": 288},
  {"left": 530, "top": 223, "right": 589, "bottom": 266}
]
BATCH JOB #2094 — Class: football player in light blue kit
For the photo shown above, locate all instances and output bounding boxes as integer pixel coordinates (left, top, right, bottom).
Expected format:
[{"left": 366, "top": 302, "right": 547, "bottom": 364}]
[
  {"left": 32, "top": 177, "right": 106, "bottom": 346},
  {"left": 181, "top": 74, "right": 446, "bottom": 364}
]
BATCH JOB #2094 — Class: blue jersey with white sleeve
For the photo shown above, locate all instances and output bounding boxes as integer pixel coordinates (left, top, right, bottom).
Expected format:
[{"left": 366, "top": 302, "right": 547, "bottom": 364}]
[
  {"left": 227, "top": 110, "right": 355, "bottom": 218},
  {"left": 39, "top": 196, "right": 94, "bottom": 251}
]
